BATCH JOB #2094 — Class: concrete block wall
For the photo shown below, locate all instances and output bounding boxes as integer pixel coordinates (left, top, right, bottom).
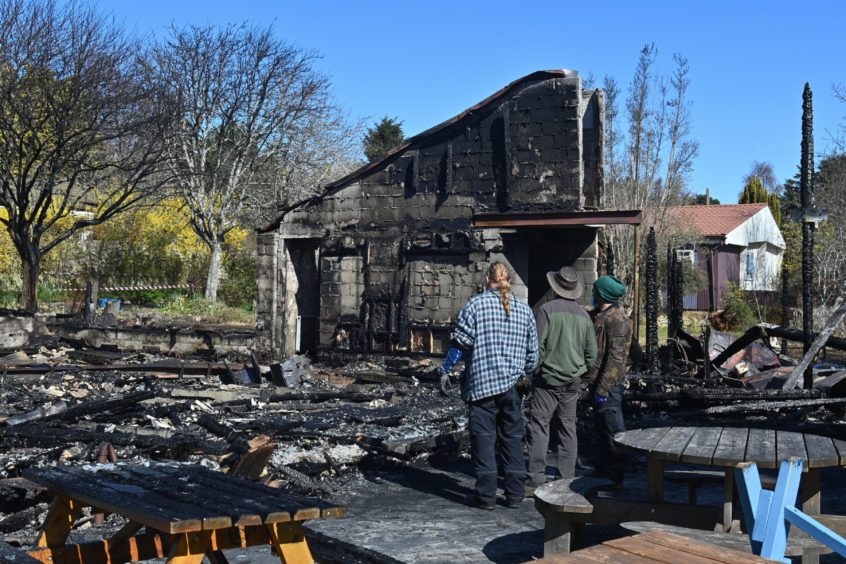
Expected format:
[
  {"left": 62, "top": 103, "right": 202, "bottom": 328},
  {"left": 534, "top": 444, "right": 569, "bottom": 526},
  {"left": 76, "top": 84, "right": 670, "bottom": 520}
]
[
  {"left": 52, "top": 323, "right": 258, "bottom": 358},
  {"left": 258, "top": 72, "right": 605, "bottom": 356},
  {"left": 0, "top": 315, "right": 51, "bottom": 349}
]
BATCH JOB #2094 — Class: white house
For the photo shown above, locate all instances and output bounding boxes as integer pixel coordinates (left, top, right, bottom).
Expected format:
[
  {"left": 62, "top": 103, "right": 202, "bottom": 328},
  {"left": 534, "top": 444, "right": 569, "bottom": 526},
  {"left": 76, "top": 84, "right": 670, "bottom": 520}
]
[{"left": 666, "top": 203, "right": 786, "bottom": 310}]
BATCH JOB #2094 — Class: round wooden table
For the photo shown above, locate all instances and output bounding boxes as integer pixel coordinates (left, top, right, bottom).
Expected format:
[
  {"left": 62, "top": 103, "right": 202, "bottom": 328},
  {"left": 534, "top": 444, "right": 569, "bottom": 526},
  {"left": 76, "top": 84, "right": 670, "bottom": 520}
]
[{"left": 614, "top": 426, "right": 846, "bottom": 540}]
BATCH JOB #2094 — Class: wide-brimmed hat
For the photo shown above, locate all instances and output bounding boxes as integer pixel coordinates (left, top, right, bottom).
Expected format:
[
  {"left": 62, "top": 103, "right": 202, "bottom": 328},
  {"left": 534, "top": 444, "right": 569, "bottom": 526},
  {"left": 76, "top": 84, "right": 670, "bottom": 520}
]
[{"left": 546, "top": 266, "right": 584, "bottom": 300}]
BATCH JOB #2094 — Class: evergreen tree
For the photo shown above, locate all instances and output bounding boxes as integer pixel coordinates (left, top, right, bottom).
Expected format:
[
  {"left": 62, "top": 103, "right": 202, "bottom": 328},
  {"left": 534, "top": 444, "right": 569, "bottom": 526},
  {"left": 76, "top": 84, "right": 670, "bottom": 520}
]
[
  {"left": 740, "top": 176, "right": 781, "bottom": 221},
  {"left": 363, "top": 117, "right": 404, "bottom": 162},
  {"left": 739, "top": 176, "right": 767, "bottom": 204}
]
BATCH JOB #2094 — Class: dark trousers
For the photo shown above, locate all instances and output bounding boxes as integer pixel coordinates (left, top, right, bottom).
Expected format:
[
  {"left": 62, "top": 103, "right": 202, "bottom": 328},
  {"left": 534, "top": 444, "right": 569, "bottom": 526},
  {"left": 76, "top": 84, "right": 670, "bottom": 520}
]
[
  {"left": 594, "top": 383, "right": 626, "bottom": 483},
  {"left": 526, "top": 379, "right": 582, "bottom": 485},
  {"left": 468, "top": 386, "right": 526, "bottom": 502}
]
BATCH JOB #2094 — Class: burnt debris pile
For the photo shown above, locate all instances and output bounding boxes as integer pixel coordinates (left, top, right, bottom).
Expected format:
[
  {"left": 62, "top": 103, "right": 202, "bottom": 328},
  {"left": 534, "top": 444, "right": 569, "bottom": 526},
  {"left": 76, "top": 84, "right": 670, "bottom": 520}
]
[
  {"left": 0, "top": 348, "right": 464, "bottom": 548},
  {"left": 629, "top": 314, "right": 846, "bottom": 429}
]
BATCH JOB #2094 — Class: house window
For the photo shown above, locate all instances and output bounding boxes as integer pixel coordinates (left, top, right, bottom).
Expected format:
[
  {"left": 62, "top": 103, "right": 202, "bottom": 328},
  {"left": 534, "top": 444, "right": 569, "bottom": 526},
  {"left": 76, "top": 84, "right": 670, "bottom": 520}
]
[
  {"left": 745, "top": 251, "right": 756, "bottom": 281},
  {"left": 676, "top": 249, "right": 695, "bottom": 264}
]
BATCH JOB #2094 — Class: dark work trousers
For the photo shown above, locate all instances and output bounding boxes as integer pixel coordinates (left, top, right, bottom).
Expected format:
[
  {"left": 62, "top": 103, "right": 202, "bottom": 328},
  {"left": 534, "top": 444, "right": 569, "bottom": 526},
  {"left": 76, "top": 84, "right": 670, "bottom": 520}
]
[
  {"left": 594, "top": 383, "right": 626, "bottom": 483},
  {"left": 526, "top": 378, "right": 582, "bottom": 486},
  {"left": 468, "top": 386, "right": 526, "bottom": 502}
]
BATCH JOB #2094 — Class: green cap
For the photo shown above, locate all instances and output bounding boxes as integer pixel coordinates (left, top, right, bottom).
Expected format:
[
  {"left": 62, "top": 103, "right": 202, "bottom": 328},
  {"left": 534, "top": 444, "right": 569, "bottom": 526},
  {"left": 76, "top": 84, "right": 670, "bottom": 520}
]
[{"left": 593, "top": 275, "right": 626, "bottom": 303}]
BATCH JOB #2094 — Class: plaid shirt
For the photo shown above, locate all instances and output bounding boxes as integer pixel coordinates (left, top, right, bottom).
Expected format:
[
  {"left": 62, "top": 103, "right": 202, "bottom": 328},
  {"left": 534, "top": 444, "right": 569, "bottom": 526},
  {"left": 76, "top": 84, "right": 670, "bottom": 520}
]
[{"left": 453, "top": 289, "right": 539, "bottom": 402}]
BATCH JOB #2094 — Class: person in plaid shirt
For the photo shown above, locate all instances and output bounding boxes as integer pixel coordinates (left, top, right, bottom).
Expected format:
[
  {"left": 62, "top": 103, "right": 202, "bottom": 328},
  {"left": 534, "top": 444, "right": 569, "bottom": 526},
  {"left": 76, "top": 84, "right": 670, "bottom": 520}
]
[{"left": 441, "top": 261, "right": 539, "bottom": 509}]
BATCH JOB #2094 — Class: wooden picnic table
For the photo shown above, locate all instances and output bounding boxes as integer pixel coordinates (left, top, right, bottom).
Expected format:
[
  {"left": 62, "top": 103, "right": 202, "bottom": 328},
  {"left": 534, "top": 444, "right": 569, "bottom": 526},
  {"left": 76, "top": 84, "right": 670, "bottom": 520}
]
[
  {"left": 538, "top": 530, "right": 776, "bottom": 563},
  {"left": 615, "top": 426, "right": 846, "bottom": 563},
  {"left": 21, "top": 463, "right": 345, "bottom": 564}
]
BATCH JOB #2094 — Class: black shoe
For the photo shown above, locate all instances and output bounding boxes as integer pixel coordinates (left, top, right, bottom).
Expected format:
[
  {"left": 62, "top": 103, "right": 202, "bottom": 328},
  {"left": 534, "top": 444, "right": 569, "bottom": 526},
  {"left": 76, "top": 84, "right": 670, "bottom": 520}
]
[
  {"left": 504, "top": 496, "right": 523, "bottom": 508},
  {"left": 465, "top": 493, "right": 495, "bottom": 510}
]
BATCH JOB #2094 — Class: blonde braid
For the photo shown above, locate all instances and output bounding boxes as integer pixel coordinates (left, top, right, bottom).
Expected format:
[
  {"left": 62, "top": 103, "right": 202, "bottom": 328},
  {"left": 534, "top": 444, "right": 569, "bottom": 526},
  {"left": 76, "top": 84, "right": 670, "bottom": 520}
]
[{"left": 487, "top": 261, "right": 512, "bottom": 317}]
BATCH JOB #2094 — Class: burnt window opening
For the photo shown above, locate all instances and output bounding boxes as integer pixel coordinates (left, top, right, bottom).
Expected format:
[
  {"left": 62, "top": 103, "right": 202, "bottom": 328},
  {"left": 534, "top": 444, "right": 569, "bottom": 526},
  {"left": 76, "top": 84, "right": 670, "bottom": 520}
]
[{"left": 491, "top": 107, "right": 511, "bottom": 212}]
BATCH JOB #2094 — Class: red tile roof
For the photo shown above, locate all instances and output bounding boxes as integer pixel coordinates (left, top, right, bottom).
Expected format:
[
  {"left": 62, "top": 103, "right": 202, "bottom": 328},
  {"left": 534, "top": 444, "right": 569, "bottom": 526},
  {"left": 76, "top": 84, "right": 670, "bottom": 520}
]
[{"left": 666, "top": 203, "right": 768, "bottom": 238}]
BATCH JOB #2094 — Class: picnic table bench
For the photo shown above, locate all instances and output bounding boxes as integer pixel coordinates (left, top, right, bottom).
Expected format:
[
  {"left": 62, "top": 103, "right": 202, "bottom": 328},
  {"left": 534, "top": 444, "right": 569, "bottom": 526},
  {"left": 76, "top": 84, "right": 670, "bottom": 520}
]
[
  {"left": 615, "top": 426, "right": 846, "bottom": 563},
  {"left": 535, "top": 530, "right": 776, "bottom": 563},
  {"left": 21, "top": 463, "right": 345, "bottom": 564}
]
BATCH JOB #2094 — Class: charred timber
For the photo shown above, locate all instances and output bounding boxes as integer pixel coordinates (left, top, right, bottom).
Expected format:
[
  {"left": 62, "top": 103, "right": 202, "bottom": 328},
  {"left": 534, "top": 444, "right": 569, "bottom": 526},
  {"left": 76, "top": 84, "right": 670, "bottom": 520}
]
[
  {"left": 711, "top": 324, "right": 846, "bottom": 372},
  {"left": 624, "top": 388, "right": 823, "bottom": 403},
  {"left": 672, "top": 253, "right": 684, "bottom": 334},
  {"left": 682, "top": 396, "right": 846, "bottom": 416},
  {"left": 268, "top": 390, "right": 391, "bottom": 403},
  {"left": 767, "top": 325, "right": 846, "bottom": 351},
  {"left": 781, "top": 259, "right": 790, "bottom": 355},
  {"left": 0, "top": 360, "right": 242, "bottom": 375},
  {"left": 645, "top": 227, "right": 659, "bottom": 372},
  {"left": 0, "top": 424, "right": 228, "bottom": 455},
  {"left": 196, "top": 413, "right": 251, "bottom": 453},
  {"left": 801, "top": 83, "right": 816, "bottom": 389}
]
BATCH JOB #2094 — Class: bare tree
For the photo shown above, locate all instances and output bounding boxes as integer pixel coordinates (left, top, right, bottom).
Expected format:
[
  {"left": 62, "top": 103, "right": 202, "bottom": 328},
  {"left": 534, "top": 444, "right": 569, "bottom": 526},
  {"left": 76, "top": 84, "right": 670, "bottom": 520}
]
[
  {"left": 151, "top": 24, "right": 358, "bottom": 301},
  {"left": 603, "top": 45, "right": 700, "bottom": 293},
  {"left": 834, "top": 83, "right": 846, "bottom": 153},
  {"left": 743, "top": 161, "right": 782, "bottom": 194},
  {"left": 0, "top": 0, "right": 174, "bottom": 311}
]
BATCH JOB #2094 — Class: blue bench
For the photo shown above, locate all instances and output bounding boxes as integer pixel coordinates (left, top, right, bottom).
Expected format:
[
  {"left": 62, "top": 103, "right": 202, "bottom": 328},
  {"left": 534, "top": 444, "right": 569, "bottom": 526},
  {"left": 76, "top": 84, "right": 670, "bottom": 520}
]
[{"left": 734, "top": 457, "right": 846, "bottom": 563}]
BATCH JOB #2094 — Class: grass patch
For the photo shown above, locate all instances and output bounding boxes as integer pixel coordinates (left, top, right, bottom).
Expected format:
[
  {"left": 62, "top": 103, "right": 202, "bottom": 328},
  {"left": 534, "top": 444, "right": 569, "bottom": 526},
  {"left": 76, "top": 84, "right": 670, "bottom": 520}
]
[{"left": 130, "top": 295, "right": 256, "bottom": 325}]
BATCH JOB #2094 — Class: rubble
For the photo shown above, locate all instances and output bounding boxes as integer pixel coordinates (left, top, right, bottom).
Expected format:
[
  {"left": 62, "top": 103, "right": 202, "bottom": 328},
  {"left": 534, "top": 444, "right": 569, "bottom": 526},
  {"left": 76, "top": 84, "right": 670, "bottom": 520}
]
[{"left": 0, "top": 343, "right": 466, "bottom": 555}]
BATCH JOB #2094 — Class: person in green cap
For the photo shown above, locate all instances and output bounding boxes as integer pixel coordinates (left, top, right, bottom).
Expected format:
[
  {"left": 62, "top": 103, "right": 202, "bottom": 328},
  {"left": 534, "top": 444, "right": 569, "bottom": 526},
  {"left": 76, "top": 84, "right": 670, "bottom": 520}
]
[{"left": 586, "top": 274, "right": 631, "bottom": 485}]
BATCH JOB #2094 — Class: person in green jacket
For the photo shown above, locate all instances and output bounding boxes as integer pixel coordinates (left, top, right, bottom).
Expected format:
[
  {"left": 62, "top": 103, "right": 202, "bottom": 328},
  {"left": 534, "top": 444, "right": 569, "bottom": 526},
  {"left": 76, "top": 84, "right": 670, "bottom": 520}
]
[{"left": 526, "top": 266, "right": 597, "bottom": 489}]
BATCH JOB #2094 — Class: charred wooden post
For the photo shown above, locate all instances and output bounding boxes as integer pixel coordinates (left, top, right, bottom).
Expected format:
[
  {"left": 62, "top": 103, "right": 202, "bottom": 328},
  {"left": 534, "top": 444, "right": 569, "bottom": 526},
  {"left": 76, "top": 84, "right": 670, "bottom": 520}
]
[
  {"left": 667, "top": 243, "right": 675, "bottom": 338},
  {"left": 800, "top": 83, "right": 816, "bottom": 389},
  {"left": 645, "top": 227, "right": 659, "bottom": 373},
  {"left": 82, "top": 280, "right": 98, "bottom": 324},
  {"left": 781, "top": 259, "right": 790, "bottom": 355},
  {"left": 606, "top": 242, "right": 615, "bottom": 276},
  {"left": 670, "top": 249, "right": 684, "bottom": 337},
  {"left": 633, "top": 225, "right": 642, "bottom": 347}
]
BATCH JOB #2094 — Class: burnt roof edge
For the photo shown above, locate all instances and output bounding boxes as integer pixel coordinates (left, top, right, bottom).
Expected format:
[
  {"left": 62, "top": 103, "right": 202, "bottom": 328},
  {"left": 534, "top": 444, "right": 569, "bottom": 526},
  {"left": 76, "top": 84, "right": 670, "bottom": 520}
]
[{"left": 259, "top": 69, "right": 579, "bottom": 233}]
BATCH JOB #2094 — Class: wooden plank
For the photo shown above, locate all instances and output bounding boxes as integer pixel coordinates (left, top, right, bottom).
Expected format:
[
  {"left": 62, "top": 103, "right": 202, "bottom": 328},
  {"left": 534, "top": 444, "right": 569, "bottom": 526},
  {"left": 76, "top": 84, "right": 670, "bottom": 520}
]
[
  {"left": 23, "top": 467, "right": 203, "bottom": 534},
  {"left": 118, "top": 466, "right": 258, "bottom": 528},
  {"left": 587, "top": 499, "right": 723, "bottom": 530},
  {"left": 154, "top": 464, "right": 342, "bottom": 521},
  {"left": 545, "top": 544, "right": 661, "bottom": 562},
  {"left": 623, "top": 523, "right": 826, "bottom": 558},
  {"left": 803, "top": 434, "right": 840, "bottom": 468},
  {"left": 647, "top": 458, "right": 664, "bottom": 502},
  {"left": 535, "top": 477, "right": 614, "bottom": 513},
  {"left": 605, "top": 535, "right": 722, "bottom": 564},
  {"left": 745, "top": 428, "right": 777, "bottom": 468},
  {"left": 85, "top": 466, "right": 232, "bottom": 531},
  {"left": 613, "top": 428, "right": 642, "bottom": 448},
  {"left": 651, "top": 427, "right": 698, "bottom": 461},
  {"left": 615, "top": 427, "right": 671, "bottom": 454},
  {"left": 832, "top": 439, "right": 846, "bottom": 465},
  {"left": 680, "top": 427, "right": 724, "bottom": 465},
  {"left": 777, "top": 430, "right": 808, "bottom": 463},
  {"left": 712, "top": 427, "right": 749, "bottom": 467}
]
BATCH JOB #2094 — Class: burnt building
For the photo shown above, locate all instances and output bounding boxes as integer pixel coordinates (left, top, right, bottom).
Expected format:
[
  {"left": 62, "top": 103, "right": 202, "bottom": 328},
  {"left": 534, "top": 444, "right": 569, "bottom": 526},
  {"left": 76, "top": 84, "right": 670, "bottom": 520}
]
[{"left": 257, "top": 70, "right": 641, "bottom": 357}]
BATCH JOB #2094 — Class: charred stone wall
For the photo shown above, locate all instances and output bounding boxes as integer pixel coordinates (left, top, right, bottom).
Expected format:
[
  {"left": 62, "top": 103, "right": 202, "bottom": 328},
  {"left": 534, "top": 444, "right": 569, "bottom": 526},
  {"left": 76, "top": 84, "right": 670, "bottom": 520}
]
[{"left": 259, "top": 73, "right": 604, "bottom": 358}]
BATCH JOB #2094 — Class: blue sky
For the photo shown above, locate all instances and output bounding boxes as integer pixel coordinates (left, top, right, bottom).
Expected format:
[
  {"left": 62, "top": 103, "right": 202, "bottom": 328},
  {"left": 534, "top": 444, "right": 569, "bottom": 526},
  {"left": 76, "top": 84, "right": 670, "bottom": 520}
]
[{"left": 98, "top": 0, "right": 845, "bottom": 204}]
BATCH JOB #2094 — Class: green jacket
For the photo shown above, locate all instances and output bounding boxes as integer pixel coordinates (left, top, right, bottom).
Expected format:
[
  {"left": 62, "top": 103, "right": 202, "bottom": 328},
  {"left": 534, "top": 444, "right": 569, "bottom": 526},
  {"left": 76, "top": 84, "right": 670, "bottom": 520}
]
[
  {"left": 587, "top": 303, "right": 632, "bottom": 395},
  {"left": 535, "top": 298, "right": 598, "bottom": 386}
]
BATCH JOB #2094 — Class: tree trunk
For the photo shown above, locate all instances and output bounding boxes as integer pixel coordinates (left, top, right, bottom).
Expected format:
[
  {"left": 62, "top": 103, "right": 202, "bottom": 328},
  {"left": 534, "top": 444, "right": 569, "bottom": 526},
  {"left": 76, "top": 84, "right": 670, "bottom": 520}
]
[
  {"left": 21, "top": 253, "right": 40, "bottom": 312},
  {"left": 204, "top": 240, "right": 224, "bottom": 302}
]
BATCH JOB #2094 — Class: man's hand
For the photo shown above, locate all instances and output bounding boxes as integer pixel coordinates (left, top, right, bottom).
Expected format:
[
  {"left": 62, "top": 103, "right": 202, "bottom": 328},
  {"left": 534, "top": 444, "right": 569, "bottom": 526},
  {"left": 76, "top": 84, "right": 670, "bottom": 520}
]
[
  {"left": 515, "top": 376, "right": 531, "bottom": 396},
  {"left": 593, "top": 391, "right": 608, "bottom": 405},
  {"left": 438, "top": 372, "right": 453, "bottom": 396}
]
